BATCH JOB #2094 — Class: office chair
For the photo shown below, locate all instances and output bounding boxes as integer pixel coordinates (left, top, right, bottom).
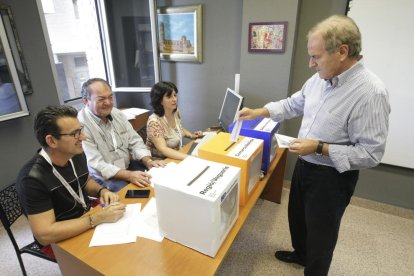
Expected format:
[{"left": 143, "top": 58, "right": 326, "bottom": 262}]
[{"left": 0, "top": 183, "right": 57, "bottom": 276}]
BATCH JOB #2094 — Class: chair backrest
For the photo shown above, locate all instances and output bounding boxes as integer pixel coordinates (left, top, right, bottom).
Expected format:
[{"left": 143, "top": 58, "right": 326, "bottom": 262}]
[{"left": 0, "top": 183, "right": 23, "bottom": 229}]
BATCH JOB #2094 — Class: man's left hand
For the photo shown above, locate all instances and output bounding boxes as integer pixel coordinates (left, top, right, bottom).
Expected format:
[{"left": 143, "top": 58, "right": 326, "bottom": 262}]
[
  {"left": 99, "top": 189, "right": 119, "bottom": 205},
  {"left": 147, "top": 159, "right": 166, "bottom": 169},
  {"left": 288, "top": 138, "right": 319, "bottom": 156}
]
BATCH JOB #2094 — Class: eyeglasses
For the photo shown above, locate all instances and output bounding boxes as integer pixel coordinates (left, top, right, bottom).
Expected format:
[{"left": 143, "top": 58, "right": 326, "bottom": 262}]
[{"left": 57, "top": 126, "right": 84, "bottom": 139}]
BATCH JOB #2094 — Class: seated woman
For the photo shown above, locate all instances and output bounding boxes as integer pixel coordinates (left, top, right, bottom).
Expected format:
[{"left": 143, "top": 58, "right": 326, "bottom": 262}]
[{"left": 146, "top": 81, "right": 203, "bottom": 160}]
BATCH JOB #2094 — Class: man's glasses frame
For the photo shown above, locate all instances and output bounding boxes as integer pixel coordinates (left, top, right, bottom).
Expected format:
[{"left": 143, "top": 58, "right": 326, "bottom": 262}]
[{"left": 57, "top": 126, "right": 84, "bottom": 139}]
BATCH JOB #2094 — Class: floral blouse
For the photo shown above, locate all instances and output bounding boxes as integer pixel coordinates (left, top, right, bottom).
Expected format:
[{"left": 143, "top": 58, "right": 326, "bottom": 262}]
[{"left": 146, "top": 110, "right": 184, "bottom": 159}]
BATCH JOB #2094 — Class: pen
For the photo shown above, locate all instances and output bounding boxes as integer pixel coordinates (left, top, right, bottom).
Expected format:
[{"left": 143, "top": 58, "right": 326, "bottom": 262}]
[{"left": 99, "top": 202, "right": 120, "bottom": 207}]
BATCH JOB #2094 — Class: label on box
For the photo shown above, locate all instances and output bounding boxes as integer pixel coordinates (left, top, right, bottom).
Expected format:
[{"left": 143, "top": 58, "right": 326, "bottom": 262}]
[
  {"left": 227, "top": 138, "right": 262, "bottom": 160},
  {"left": 254, "top": 117, "right": 278, "bottom": 132},
  {"left": 197, "top": 165, "right": 231, "bottom": 198}
]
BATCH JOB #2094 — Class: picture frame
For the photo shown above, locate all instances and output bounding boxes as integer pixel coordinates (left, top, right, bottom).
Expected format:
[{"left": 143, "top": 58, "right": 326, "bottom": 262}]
[
  {"left": 0, "top": 5, "right": 30, "bottom": 122},
  {"left": 157, "top": 4, "right": 202, "bottom": 63},
  {"left": 248, "top": 21, "right": 287, "bottom": 53}
]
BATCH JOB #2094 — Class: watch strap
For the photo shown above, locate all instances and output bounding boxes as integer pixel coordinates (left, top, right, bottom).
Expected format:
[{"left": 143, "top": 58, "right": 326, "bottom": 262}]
[{"left": 316, "top": 141, "right": 324, "bottom": 155}]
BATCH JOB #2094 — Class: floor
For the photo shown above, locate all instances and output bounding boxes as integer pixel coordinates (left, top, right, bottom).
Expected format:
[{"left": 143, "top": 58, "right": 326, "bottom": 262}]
[{"left": 1, "top": 188, "right": 413, "bottom": 276}]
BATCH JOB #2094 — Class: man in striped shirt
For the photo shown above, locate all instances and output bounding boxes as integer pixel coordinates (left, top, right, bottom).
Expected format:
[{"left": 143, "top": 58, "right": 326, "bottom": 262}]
[{"left": 239, "top": 15, "right": 390, "bottom": 275}]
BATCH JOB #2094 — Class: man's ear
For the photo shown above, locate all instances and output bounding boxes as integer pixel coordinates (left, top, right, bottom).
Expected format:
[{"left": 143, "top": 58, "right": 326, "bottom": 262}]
[
  {"left": 45, "top": 134, "right": 58, "bottom": 149},
  {"left": 82, "top": 97, "right": 88, "bottom": 105},
  {"left": 338, "top": 44, "right": 349, "bottom": 61}
]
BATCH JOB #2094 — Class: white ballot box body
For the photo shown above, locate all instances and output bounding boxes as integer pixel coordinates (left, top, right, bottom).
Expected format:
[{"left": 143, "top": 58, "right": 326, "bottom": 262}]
[{"left": 154, "top": 156, "right": 240, "bottom": 257}]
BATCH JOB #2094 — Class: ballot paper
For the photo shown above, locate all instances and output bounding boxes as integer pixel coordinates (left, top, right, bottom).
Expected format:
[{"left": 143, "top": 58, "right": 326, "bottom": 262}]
[
  {"left": 275, "top": 133, "right": 295, "bottom": 148},
  {"left": 134, "top": 198, "right": 163, "bottom": 242},
  {"left": 230, "top": 119, "right": 242, "bottom": 142},
  {"left": 89, "top": 203, "right": 141, "bottom": 247}
]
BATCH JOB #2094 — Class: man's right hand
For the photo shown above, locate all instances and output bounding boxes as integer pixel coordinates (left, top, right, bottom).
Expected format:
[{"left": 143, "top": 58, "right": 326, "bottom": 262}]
[
  {"left": 127, "top": 170, "right": 151, "bottom": 187},
  {"left": 94, "top": 202, "right": 126, "bottom": 224},
  {"left": 238, "top": 107, "right": 269, "bottom": 121}
]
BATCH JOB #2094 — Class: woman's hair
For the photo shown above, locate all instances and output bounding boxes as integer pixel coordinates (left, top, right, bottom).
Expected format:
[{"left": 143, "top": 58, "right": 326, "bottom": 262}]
[
  {"left": 307, "top": 15, "right": 361, "bottom": 58},
  {"left": 150, "top": 81, "right": 178, "bottom": 116}
]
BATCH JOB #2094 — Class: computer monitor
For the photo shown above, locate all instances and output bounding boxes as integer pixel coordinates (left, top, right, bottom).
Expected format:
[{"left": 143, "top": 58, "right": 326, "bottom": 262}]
[{"left": 218, "top": 88, "right": 244, "bottom": 132}]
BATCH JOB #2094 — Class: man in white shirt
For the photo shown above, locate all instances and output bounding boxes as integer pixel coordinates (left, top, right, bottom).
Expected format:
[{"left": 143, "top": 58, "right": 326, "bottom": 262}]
[
  {"left": 78, "top": 78, "right": 165, "bottom": 192},
  {"left": 239, "top": 15, "right": 390, "bottom": 275}
]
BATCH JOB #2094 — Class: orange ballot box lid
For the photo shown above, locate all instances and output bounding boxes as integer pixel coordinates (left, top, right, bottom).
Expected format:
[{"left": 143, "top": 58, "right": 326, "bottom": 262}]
[
  {"left": 198, "top": 132, "right": 263, "bottom": 206},
  {"left": 154, "top": 156, "right": 240, "bottom": 257}
]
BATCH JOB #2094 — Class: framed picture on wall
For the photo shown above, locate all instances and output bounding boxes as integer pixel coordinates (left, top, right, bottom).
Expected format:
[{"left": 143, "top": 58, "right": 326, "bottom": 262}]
[
  {"left": 157, "top": 4, "right": 203, "bottom": 63},
  {"left": 0, "top": 5, "right": 30, "bottom": 122},
  {"left": 248, "top": 21, "right": 287, "bottom": 53}
]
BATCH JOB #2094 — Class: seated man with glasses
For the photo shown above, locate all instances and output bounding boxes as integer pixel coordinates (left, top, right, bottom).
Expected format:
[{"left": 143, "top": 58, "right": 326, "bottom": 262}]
[
  {"left": 16, "top": 105, "right": 126, "bottom": 260},
  {"left": 78, "top": 78, "right": 165, "bottom": 192}
]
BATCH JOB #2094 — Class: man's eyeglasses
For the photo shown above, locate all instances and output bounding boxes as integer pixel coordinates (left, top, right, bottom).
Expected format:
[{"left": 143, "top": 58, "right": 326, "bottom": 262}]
[{"left": 57, "top": 126, "right": 84, "bottom": 139}]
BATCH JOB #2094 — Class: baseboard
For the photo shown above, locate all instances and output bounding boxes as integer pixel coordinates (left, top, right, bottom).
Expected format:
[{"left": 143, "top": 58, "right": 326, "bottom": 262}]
[{"left": 282, "top": 180, "right": 414, "bottom": 221}]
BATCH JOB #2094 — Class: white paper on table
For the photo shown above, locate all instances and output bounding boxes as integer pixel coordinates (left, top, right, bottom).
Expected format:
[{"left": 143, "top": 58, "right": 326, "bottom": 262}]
[
  {"left": 131, "top": 198, "right": 163, "bottom": 242},
  {"left": 275, "top": 134, "right": 296, "bottom": 148},
  {"left": 89, "top": 203, "right": 141, "bottom": 247},
  {"left": 121, "top": 108, "right": 149, "bottom": 120},
  {"left": 230, "top": 119, "right": 242, "bottom": 142},
  {"left": 148, "top": 162, "right": 179, "bottom": 187}
]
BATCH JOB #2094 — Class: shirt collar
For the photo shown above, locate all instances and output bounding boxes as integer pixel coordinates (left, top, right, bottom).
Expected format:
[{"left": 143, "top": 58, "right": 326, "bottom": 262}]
[{"left": 335, "top": 57, "right": 365, "bottom": 88}]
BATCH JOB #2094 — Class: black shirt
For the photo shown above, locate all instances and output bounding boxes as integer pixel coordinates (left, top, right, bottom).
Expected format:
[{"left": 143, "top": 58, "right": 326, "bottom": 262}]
[{"left": 16, "top": 151, "right": 91, "bottom": 221}]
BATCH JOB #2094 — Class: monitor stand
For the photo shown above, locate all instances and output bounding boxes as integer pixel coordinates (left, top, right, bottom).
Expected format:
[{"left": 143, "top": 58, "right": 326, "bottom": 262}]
[{"left": 208, "top": 125, "right": 223, "bottom": 131}]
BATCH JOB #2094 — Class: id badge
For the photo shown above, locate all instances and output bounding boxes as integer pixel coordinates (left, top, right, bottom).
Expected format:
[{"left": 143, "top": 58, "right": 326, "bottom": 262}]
[{"left": 114, "top": 158, "right": 126, "bottom": 169}]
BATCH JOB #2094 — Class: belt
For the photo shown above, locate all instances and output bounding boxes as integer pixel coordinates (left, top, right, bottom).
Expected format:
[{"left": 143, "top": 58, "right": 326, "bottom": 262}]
[{"left": 298, "top": 157, "right": 331, "bottom": 170}]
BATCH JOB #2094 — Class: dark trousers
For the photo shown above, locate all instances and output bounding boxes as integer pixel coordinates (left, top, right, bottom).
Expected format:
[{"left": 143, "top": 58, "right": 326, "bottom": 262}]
[{"left": 289, "top": 158, "right": 359, "bottom": 276}]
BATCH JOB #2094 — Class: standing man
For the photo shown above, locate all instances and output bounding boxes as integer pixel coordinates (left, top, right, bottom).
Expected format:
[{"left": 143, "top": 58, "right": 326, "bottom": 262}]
[
  {"left": 78, "top": 78, "right": 165, "bottom": 192},
  {"left": 239, "top": 15, "right": 390, "bottom": 275},
  {"left": 16, "top": 105, "right": 125, "bottom": 259}
]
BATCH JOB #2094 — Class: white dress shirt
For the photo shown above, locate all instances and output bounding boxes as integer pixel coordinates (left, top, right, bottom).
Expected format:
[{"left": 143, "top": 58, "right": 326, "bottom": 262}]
[
  {"left": 265, "top": 59, "right": 391, "bottom": 173},
  {"left": 78, "top": 107, "right": 151, "bottom": 180}
]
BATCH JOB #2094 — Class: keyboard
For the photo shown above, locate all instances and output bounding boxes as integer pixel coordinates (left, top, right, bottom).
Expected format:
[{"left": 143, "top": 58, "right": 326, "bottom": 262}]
[{"left": 188, "top": 132, "right": 218, "bottom": 156}]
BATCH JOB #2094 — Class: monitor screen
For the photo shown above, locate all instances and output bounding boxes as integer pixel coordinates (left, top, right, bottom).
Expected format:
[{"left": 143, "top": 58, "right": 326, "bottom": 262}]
[{"left": 218, "top": 88, "right": 244, "bottom": 132}]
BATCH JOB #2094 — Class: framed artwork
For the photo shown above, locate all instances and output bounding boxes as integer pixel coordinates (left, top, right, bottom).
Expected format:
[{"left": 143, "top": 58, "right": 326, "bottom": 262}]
[
  {"left": 0, "top": 5, "right": 30, "bottom": 122},
  {"left": 248, "top": 21, "right": 287, "bottom": 53},
  {"left": 157, "top": 4, "right": 203, "bottom": 63}
]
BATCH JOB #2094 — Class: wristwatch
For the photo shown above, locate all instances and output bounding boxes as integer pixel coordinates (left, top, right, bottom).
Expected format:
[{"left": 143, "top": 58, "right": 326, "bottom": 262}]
[
  {"left": 97, "top": 186, "right": 109, "bottom": 197},
  {"left": 316, "top": 141, "right": 324, "bottom": 156}
]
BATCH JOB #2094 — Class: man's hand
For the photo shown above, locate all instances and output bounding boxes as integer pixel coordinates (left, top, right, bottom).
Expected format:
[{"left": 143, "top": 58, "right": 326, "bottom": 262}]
[
  {"left": 238, "top": 107, "right": 269, "bottom": 121},
  {"left": 288, "top": 139, "right": 319, "bottom": 156},
  {"left": 127, "top": 170, "right": 152, "bottom": 187},
  {"left": 99, "top": 188, "right": 119, "bottom": 205},
  {"left": 94, "top": 202, "right": 126, "bottom": 224},
  {"left": 147, "top": 159, "right": 166, "bottom": 169}
]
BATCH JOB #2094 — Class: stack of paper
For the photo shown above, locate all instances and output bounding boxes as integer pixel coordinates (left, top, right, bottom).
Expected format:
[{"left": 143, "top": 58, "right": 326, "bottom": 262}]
[
  {"left": 121, "top": 108, "right": 149, "bottom": 120},
  {"left": 89, "top": 199, "right": 163, "bottom": 247}
]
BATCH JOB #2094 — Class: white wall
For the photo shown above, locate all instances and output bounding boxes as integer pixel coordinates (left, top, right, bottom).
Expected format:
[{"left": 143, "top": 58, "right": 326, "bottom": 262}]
[{"left": 348, "top": 0, "right": 414, "bottom": 169}]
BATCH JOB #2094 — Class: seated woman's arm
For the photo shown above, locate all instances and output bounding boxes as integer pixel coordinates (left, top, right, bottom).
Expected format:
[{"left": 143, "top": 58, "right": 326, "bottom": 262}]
[
  {"left": 182, "top": 128, "right": 203, "bottom": 139},
  {"left": 147, "top": 119, "right": 189, "bottom": 160},
  {"left": 150, "top": 135, "right": 189, "bottom": 160}
]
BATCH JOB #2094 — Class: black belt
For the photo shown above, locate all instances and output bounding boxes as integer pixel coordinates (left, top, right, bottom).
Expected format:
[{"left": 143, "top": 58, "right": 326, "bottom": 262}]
[{"left": 298, "top": 157, "right": 331, "bottom": 170}]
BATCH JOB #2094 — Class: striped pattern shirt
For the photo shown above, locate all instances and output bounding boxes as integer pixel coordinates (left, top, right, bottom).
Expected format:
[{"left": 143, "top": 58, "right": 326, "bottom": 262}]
[{"left": 265, "top": 59, "right": 390, "bottom": 173}]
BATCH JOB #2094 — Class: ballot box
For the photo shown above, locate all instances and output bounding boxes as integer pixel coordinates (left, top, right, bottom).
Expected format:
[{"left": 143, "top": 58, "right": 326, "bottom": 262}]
[
  {"left": 154, "top": 156, "right": 240, "bottom": 257},
  {"left": 229, "top": 117, "right": 280, "bottom": 172},
  {"left": 198, "top": 132, "right": 263, "bottom": 206}
]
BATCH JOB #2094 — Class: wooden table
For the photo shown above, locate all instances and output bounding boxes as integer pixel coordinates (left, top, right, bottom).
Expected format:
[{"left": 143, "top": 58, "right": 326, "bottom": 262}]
[{"left": 52, "top": 147, "right": 287, "bottom": 276}]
